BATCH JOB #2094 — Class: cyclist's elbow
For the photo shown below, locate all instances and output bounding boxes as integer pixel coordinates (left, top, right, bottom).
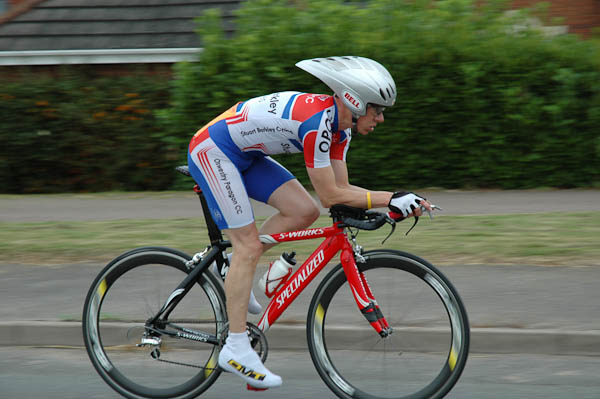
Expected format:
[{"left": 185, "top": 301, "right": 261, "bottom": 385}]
[
  {"left": 319, "top": 198, "right": 334, "bottom": 209},
  {"left": 318, "top": 190, "right": 344, "bottom": 209}
]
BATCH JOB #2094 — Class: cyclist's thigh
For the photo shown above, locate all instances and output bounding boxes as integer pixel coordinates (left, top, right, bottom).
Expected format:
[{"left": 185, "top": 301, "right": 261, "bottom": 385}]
[
  {"left": 243, "top": 156, "right": 295, "bottom": 204},
  {"left": 268, "top": 179, "right": 319, "bottom": 218},
  {"left": 188, "top": 136, "right": 254, "bottom": 230}
]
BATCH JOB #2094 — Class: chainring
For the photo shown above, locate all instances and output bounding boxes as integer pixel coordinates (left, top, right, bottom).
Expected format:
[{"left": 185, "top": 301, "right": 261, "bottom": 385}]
[{"left": 219, "top": 321, "right": 269, "bottom": 363}]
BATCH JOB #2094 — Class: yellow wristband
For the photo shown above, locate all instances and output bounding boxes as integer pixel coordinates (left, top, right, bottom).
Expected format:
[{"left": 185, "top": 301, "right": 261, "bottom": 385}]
[{"left": 366, "top": 191, "right": 372, "bottom": 209}]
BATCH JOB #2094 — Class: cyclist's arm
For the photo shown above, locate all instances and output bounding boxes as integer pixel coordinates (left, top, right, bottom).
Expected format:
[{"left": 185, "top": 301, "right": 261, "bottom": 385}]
[
  {"left": 330, "top": 159, "right": 369, "bottom": 193},
  {"left": 306, "top": 164, "right": 392, "bottom": 209}
]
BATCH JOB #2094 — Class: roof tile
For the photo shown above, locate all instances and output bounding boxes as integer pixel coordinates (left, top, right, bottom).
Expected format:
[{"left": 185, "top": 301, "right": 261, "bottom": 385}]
[{"left": 0, "top": 0, "right": 240, "bottom": 51}]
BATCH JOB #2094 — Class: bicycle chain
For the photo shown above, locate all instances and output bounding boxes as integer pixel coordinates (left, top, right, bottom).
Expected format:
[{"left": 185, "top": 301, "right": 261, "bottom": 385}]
[
  {"left": 152, "top": 352, "right": 218, "bottom": 371},
  {"left": 143, "top": 319, "right": 225, "bottom": 370},
  {"left": 143, "top": 320, "right": 264, "bottom": 369}
]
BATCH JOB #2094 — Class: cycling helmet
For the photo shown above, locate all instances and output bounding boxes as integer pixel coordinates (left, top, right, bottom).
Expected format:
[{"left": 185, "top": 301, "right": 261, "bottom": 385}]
[{"left": 296, "top": 56, "right": 396, "bottom": 117}]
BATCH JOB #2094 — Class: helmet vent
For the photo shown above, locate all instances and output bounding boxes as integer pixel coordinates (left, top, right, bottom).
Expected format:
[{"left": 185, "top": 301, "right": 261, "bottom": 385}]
[
  {"left": 379, "top": 88, "right": 386, "bottom": 100},
  {"left": 386, "top": 87, "right": 391, "bottom": 97}
]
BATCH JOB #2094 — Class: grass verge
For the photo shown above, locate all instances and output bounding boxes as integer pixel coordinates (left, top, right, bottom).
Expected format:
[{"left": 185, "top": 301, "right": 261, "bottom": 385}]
[{"left": 1, "top": 212, "right": 599, "bottom": 266}]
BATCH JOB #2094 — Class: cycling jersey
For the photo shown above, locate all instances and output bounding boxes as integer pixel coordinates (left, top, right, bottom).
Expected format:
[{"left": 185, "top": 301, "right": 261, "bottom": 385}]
[
  {"left": 188, "top": 91, "right": 351, "bottom": 229},
  {"left": 190, "top": 91, "right": 351, "bottom": 168}
]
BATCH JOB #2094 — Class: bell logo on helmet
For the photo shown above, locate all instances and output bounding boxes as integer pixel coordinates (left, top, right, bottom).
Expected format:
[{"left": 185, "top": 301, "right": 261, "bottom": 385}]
[{"left": 343, "top": 91, "right": 361, "bottom": 110}]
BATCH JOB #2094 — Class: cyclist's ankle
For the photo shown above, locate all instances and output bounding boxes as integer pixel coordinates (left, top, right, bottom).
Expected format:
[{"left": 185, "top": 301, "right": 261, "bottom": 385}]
[{"left": 225, "top": 332, "right": 251, "bottom": 351}]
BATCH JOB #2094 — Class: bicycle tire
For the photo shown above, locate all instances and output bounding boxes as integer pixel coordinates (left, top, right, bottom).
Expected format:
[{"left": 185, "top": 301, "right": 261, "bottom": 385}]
[
  {"left": 307, "top": 249, "right": 470, "bottom": 399},
  {"left": 82, "top": 247, "right": 227, "bottom": 399}
]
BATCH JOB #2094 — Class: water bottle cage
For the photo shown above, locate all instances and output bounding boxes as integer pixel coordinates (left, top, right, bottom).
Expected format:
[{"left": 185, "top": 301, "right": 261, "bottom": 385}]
[{"left": 263, "top": 262, "right": 293, "bottom": 298}]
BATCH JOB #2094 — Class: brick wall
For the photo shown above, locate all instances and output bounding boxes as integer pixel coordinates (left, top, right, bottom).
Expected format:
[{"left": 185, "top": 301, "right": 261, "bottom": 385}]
[{"left": 513, "top": 0, "right": 600, "bottom": 37}]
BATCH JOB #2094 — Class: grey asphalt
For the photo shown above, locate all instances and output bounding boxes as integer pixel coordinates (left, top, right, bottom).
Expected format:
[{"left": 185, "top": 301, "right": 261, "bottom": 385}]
[
  {"left": 4, "top": 348, "right": 600, "bottom": 398},
  {"left": 2, "top": 189, "right": 600, "bottom": 221},
  {"left": 1, "top": 189, "right": 599, "bottom": 355}
]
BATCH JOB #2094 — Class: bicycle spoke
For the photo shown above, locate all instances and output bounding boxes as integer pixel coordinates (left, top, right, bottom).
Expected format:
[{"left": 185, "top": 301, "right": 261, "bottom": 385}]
[
  {"left": 308, "top": 251, "right": 469, "bottom": 399},
  {"left": 83, "top": 249, "right": 227, "bottom": 399}
]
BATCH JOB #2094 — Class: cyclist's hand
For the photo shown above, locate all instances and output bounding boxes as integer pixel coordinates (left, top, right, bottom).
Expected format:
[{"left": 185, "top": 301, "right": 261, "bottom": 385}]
[{"left": 388, "top": 191, "right": 431, "bottom": 220}]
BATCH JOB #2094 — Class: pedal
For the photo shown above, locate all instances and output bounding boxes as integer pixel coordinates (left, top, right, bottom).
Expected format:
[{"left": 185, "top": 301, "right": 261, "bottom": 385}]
[{"left": 247, "top": 383, "right": 268, "bottom": 391}]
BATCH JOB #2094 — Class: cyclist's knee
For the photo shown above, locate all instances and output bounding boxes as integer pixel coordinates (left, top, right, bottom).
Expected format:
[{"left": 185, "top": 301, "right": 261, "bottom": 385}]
[
  {"left": 287, "top": 201, "right": 319, "bottom": 228},
  {"left": 231, "top": 236, "right": 263, "bottom": 264},
  {"left": 299, "top": 204, "right": 320, "bottom": 227},
  {"left": 279, "top": 195, "right": 319, "bottom": 224}
]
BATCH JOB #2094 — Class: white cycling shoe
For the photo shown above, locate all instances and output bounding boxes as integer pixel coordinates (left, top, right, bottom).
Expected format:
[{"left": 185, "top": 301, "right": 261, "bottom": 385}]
[{"left": 218, "top": 333, "right": 282, "bottom": 390}]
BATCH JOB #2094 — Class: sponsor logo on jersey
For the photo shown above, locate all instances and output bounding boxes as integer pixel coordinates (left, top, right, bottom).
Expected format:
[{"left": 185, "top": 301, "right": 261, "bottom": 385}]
[
  {"left": 214, "top": 159, "right": 243, "bottom": 214},
  {"left": 319, "top": 108, "right": 333, "bottom": 153},
  {"left": 276, "top": 126, "right": 293, "bottom": 134},
  {"left": 268, "top": 92, "right": 280, "bottom": 114},
  {"left": 257, "top": 126, "right": 276, "bottom": 134},
  {"left": 304, "top": 94, "right": 329, "bottom": 104},
  {"left": 240, "top": 129, "right": 257, "bottom": 137},
  {"left": 241, "top": 126, "right": 277, "bottom": 137},
  {"left": 276, "top": 249, "right": 325, "bottom": 308},
  {"left": 212, "top": 209, "right": 223, "bottom": 221},
  {"left": 280, "top": 142, "right": 292, "bottom": 154}
]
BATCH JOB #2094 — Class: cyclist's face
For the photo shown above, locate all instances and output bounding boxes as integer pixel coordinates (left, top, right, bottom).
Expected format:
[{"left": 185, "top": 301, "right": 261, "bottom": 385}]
[{"left": 356, "top": 105, "right": 385, "bottom": 135}]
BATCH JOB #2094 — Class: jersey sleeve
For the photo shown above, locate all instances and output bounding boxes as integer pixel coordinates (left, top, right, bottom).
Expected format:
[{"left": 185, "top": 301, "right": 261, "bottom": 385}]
[
  {"left": 299, "top": 102, "right": 337, "bottom": 169},
  {"left": 329, "top": 128, "right": 351, "bottom": 162}
]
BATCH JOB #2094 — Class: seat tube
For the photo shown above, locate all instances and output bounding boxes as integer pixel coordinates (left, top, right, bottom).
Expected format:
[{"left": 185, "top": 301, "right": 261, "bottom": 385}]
[{"left": 340, "top": 240, "right": 386, "bottom": 336}]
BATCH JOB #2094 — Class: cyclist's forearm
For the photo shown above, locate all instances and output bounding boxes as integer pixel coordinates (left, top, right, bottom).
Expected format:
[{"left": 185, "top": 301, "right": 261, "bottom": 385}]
[
  {"left": 308, "top": 165, "right": 393, "bottom": 209},
  {"left": 344, "top": 185, "right": 396, "bottom": 208},
  {"left": 317, "top": 187, "right": 392, "bottom": 209}
]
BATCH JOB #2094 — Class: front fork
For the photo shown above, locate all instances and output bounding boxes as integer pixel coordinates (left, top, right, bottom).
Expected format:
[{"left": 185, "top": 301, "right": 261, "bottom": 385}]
[{"left": 340, "top": 239, "right": 393, "bottom": 338}]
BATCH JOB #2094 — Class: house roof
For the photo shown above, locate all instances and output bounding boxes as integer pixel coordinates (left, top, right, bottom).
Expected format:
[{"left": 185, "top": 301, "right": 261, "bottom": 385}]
[{"left": 0, "top": 0, "right": 242, "bottom": 65}]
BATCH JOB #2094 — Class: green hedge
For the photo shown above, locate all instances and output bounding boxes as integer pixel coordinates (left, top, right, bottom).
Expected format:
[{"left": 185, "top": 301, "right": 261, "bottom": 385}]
[
  {"left": 160, "top": 0, "right": 600, "bottom": 190},
  {"left": 1, "top": 0, "right": 599, "bottom": 193},
  {"left": 1, "top": 67, "right": 172, "bottom": 193}
]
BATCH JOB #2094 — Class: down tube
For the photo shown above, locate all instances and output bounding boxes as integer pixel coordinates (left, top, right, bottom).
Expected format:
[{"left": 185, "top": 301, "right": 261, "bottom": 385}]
[{"left": 258, "top": 234, "right": 345, "bottom": 332}]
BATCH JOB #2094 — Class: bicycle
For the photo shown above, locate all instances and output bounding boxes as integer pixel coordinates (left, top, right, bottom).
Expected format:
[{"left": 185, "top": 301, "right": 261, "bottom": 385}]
[{"left": 82, "top": 165, "right": 470, "bottom": 399}]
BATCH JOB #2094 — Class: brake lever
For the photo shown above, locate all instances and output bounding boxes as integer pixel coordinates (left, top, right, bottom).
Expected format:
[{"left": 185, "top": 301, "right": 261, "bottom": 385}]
[
  {"left": 422, "top": 204, "right": 443, "bottom": 220},
  {"left": 405, "top": 204, "right": 442, "bottom": 236},
  {"left": 383, "top": 204, "right": 441, "bottom": 240},
  {"left": 381, "top": 214, "right": 397, "bottom": 244}
]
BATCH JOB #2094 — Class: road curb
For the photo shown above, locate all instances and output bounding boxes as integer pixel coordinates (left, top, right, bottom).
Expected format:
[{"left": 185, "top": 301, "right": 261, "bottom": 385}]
[{"left": 1, "top": 321, "right": 599, "bottom": 356}]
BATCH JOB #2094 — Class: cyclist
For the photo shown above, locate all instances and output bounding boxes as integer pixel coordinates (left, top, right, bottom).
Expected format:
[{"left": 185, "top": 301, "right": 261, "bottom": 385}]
[{"left": 187, "top": 56, "right": 432, "bottom": 389}]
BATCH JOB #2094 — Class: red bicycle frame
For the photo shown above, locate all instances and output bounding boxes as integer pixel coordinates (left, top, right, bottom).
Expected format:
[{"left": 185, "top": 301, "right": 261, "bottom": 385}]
[{"left": 256, "top": 222, "right": 390, "bottom": 336}]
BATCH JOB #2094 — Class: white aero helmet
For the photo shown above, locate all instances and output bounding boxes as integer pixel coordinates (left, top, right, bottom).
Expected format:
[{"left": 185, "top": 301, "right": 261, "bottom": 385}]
[{"left": 296, "top": 56, "right": 396, "bottom": 117}]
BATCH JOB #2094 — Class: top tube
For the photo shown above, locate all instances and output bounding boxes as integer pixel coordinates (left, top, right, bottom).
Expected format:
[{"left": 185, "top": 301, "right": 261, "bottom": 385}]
[{"left": 259, "top": 225, "right": 341, "bottom": 245}]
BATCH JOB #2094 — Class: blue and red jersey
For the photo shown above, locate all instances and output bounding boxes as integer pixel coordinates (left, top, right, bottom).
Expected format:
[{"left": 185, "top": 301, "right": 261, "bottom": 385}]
[{"left": 189, "top": 91, "right": 351, "bottom": 169}]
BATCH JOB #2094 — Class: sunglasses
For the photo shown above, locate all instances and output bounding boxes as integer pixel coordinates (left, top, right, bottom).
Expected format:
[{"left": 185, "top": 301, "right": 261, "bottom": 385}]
[{"left": 369, "top": 104, "right": 386, "bottom": 116}]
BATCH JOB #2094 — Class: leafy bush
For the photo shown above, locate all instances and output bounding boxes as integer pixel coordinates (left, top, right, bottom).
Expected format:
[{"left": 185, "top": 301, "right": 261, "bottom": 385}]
[
  {"left": 1, "top": 67, "right": 172, "bottom": 193},
  {"left": 2, "top": 0, "right": 599, "bottom": 193},
  {"left": 160, "top": 0, "right": 600, "bottom": 190}
]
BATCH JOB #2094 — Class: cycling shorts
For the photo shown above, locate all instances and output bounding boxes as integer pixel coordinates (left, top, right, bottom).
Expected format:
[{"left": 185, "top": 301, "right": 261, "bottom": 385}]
[{"left": 188, "top": 128, "right": 295, "bottom": 230}]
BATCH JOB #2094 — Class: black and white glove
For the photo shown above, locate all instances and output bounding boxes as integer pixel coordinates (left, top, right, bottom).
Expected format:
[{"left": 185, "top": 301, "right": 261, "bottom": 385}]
[{"left": 388, "top": 191, "right": 425, "bottom": 219}]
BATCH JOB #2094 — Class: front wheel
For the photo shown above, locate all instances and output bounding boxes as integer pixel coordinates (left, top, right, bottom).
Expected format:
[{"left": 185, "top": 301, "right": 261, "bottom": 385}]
[
  {"left": 82, "top": 247, "right": 227, "bottom": 399},
  {"left": 307, "top": 250, "right": 469, "bottom": 399}
]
